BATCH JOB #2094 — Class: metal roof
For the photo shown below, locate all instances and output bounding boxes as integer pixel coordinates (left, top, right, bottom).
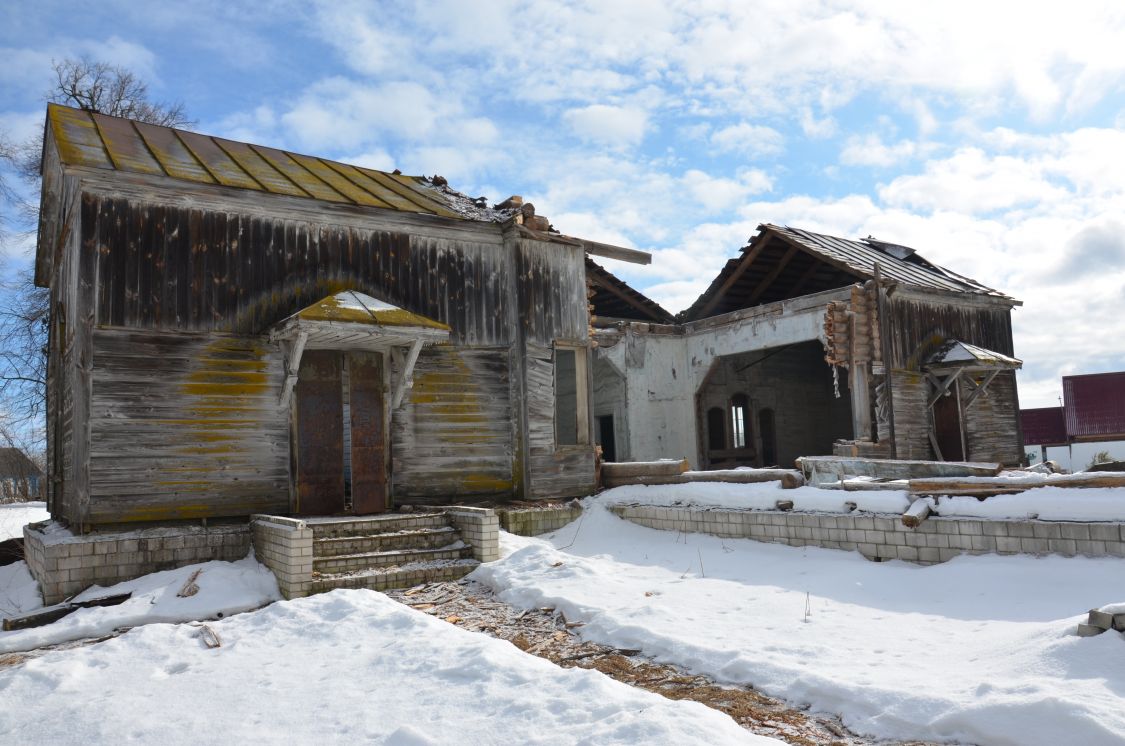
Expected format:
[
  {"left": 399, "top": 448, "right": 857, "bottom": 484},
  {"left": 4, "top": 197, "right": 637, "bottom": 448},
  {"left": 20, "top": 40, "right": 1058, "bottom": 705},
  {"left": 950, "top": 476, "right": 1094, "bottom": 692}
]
[
  {"left": 46, "top": 103, "right": 463, "bottom": 219},
  {"left": 764, "top": 224, "right": 1010, "bottom": 298},
  {"left": 1021, "top": 407, "right": 1067, "bottom": 446},
  {"left": 1063, "top": 371, "right": 1125, "bottom": 438},
  {"left": 925, "top": 340, "right": 1022, "bottom": 370}
]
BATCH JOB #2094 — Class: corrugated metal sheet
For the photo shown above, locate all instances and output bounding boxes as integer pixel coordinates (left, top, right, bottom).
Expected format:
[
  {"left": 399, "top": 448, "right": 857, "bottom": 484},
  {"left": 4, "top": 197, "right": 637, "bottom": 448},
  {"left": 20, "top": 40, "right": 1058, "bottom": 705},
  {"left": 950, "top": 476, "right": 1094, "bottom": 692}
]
[
  {"left": 1063, "top": 372, "right": 1125, "bottom": 438},
  {"left": 768, "top": 224, "right": 1008, "bottom": 297},
  {"left": 1021, "top": 406, "right": 1067, "bottom": 445},
  {"left": 47, "top": 103, "right": 461, "bottom": 219}
]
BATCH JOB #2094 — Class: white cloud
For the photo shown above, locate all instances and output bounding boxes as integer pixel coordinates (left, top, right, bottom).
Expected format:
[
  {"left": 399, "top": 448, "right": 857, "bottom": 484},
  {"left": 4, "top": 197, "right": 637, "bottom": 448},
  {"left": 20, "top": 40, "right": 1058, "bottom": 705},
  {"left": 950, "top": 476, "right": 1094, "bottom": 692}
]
[
  {"left": 710, "top": 123, "right": 784, "bottom": 158},
  {"left": 681, "top": 168, "right": 772, "bottom": 211},
  {"left": 840, "top": 135, "right": 918, "bottom": 167},
  {"left": 563, "top": 105, "right": 648, "bottom": 148},
  {"left": 799, "top": 107, "right": 836, "bottom": 138}
]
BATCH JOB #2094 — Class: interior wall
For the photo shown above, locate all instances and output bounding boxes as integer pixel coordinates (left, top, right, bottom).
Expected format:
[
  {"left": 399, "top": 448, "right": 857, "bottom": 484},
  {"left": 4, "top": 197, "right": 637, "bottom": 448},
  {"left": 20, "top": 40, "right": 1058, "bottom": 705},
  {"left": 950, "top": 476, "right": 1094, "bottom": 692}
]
[
  {"left": 697, "top": 341, "right": 852, "bottom": 468},
  {"left": 592, "top": 357, "right": 629, "bottom": 462}
]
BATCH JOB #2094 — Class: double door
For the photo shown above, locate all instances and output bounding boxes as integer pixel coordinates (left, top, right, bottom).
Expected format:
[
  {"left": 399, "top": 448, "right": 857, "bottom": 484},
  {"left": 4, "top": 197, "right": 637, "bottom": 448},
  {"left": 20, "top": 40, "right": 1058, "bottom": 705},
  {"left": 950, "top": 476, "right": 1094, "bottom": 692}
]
[{"left": 294, "top": 350, "right": 388, "bottom": 515}]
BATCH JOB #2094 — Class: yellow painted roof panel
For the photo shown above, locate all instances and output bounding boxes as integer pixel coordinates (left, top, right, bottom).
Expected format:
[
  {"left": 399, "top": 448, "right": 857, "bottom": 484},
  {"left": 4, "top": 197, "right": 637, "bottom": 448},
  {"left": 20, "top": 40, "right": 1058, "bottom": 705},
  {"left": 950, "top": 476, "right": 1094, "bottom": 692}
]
[{"left": 46, "top": 103, "right": 464, "bottom": 220}]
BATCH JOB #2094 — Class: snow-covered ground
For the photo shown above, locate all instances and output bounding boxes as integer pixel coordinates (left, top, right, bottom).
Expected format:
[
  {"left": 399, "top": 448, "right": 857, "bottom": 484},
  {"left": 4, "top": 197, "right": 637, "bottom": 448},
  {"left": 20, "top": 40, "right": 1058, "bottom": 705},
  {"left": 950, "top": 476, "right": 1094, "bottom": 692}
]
[
  {"left": 0, "top": 578, "right": 776, "bottom": 745},
  {"left": 476, "top": 499, "right": 1125, "bottom": 746},
  {"left": 0, "top": 500, "right": 49, "bottom": 541}
]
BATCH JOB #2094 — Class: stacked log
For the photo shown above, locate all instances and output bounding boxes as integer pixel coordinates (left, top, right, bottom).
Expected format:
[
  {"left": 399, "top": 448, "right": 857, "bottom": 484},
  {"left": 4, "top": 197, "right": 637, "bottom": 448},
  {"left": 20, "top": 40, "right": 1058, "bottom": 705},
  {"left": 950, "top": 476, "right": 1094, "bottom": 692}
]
[
  {"left": 601, "top": 461, "right": 803, "bottom": 489},
  {"left": 909, "top": 473, "right": 1125, "bottom": 498}
]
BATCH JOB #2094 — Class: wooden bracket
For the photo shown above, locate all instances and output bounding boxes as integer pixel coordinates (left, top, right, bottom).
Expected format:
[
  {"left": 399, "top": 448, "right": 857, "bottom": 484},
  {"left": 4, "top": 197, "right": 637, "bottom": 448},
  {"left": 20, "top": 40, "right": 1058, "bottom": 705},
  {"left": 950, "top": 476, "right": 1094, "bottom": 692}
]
[
  {"left": 391, "top": 338, "right": 424, "bottom": 409},
  {"left": 926, "top": 368, "right": 964, "bottom": 409},
  {"left": 962, "top": 369, "right": 1000, "bottom": 410},
  {"left": 278, "top": 331, "right": 308, "bottom": 408}
]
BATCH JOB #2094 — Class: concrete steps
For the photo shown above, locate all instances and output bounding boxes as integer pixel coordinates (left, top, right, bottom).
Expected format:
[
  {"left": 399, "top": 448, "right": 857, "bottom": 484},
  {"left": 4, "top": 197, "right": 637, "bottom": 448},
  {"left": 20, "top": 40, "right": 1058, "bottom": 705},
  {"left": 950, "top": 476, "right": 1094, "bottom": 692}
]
[{"left": 308, "top": 512, "right": 479, "bottom": 594}]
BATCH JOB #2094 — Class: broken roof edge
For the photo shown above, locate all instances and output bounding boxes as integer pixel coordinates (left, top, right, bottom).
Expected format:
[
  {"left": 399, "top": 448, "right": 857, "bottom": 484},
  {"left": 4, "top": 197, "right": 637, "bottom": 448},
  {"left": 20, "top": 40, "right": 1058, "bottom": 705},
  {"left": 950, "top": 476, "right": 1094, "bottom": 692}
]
[{"left": 586, "top": 258, "right": 674, "bottom": 324}]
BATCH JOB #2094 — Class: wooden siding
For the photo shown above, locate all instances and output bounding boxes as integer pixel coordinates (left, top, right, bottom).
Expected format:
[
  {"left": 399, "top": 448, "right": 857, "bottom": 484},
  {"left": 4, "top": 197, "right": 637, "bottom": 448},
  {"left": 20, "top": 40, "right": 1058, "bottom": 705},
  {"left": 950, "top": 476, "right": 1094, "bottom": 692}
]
[
  {"left": 79, "top": 193, "right": 516, "bottom": 343},
  {"left": 517, "top": 239, "right": 589, "bottom": 347},
  {"left": 525, "top": 344, "right": 595, "bottom": 499},
  {"left": 889, "top": 369, "right": 932, "bottom": 461},
  {"left": 87, "top": 328, "right": 289, "bottom": 523},
  {"left": 884, "top": 293, "right": 1015, "bottom": 370},
  {"left": 391, "top": 346, "right": 515, "bottom": 502},
  {"left": 963, "top": 371, "right": 1022, "bottom": 465}
]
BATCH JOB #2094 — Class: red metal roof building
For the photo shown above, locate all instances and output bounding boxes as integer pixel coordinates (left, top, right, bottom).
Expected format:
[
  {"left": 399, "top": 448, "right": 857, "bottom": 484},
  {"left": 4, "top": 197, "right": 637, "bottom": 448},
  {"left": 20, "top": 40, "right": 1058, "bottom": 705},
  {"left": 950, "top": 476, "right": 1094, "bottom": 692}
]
[
  {"left": 1021, "top": 407, "right": 1067, "bottom": 446},
  {"left": 1063, "top": 371, "right": 1125, "bottom": 440}
]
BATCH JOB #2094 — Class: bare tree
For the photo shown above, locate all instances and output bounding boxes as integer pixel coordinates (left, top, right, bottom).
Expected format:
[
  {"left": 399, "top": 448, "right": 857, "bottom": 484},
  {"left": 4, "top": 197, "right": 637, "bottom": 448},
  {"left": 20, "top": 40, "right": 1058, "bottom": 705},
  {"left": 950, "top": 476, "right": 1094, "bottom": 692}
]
[{"left": 0, "top": 58, "right": 193, "bottom": 459}]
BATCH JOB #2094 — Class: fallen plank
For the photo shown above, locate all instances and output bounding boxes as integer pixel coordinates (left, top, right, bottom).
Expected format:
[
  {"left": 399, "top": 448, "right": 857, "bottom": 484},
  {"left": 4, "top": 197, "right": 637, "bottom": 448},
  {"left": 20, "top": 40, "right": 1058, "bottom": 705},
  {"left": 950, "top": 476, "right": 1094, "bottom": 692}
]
[
  {"left": 604, "top": 468, "right": 803, "bottom": 489},
  {"left": 909, "top": 472, "right": 1125, "bottom": 497},
  {"left": 798, "top": 456, "right": 1002, "bottom": 486},
  {"left": 602, "top": 459, "right": 689, "bottom": 479},
  {"left": 2, "top": 592, "right": 132, "bottom": 632}
]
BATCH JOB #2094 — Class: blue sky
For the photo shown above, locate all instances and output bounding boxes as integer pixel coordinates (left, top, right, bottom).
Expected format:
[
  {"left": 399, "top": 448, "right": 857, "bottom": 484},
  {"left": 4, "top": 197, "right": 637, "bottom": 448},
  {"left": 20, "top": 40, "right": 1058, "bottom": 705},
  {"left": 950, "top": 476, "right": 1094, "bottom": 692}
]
[{"left": 2, "top": 0, "right": 1124, "bottom": 408}]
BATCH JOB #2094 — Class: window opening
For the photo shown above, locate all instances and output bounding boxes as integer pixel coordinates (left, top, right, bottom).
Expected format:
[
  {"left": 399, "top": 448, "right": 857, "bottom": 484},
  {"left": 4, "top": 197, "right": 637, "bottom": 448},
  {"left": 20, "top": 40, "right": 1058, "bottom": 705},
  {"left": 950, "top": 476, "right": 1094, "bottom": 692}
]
[
  {"left": 731, "top": 393, "right": 749, "bottom": 449},
  {"left": 707, "top": 407, "right": 727, "bottom": 451}
]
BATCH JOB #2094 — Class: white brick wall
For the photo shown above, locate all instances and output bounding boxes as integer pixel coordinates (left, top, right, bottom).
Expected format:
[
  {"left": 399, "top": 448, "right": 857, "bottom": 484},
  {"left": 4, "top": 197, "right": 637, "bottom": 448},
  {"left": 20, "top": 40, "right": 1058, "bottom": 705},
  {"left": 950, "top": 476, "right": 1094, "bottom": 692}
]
[
  {"left": 251, "top": 515, "right": 313, "bottom": 599},
  {"left": 608, "top": 505, "right": 1125, "bottom": 565},
  {"left": 442, "top": 507, "right": 500, "bottom": 562}
]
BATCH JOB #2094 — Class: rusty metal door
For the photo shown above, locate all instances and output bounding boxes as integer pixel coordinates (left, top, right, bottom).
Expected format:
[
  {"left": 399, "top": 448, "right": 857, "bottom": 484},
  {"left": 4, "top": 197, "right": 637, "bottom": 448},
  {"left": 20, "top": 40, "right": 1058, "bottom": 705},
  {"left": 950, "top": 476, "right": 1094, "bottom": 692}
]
[
  {"left": 348, "top": 352, "right": 388, "bottom": 514},
  {"left": 933, "top": 388, "right": 965, "bottom": 462},
  {"left": 295, "top": 350, "right": 345, "bottom": 515}
]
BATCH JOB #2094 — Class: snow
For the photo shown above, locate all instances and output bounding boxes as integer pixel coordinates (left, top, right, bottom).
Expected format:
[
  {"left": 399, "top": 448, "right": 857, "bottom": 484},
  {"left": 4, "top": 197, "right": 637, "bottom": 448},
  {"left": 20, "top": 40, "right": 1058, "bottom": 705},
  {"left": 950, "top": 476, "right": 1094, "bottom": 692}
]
[
  {"left": 0, "top": 554, "right": 281, "bottom": 654},
  {"left": 475, "top": 500, "right": 1125, "bottom": 746},
  {"left": 599, "top": 481, "right": 910, "bottom": 514},
  {"left": 931, "top": 489, "right": 1125, "bottom": 521},
  {"left": 0, "top": 561, "right": 41, "bottom": 617},
  {"left": 0, "top": 587, "right": 777, "bottom": 745},
  {"left": 0, "top": 501, "right": 49, "bottom": 541}
]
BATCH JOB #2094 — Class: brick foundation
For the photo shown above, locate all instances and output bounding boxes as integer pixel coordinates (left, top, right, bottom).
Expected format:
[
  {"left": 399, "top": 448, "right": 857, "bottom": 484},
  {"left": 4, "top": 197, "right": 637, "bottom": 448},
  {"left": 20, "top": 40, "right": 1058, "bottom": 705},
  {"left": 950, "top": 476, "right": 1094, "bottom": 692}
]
[
  {"left": 498, "top": 504, "right": 582, "bottom": 536},
  {"left": 251, "top": 515, "right": 314, "bottom": 599},
  {"left": 442, "top": 507, "right": 501, "bottom": 562},
  {"left": 23, "top": 520, "right": 251, "bottom": 605},
  {"left": 608, "top": 505, "right": 1125, "bottom": 564}
]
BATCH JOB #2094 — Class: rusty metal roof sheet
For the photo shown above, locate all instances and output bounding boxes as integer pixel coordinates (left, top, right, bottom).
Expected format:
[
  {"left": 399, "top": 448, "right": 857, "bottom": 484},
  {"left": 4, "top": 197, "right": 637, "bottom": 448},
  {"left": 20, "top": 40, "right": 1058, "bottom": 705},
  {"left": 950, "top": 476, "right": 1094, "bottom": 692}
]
[
  {"left": 1063, "top": 371, "right": 1125, "bottom": 438},
  {"left": 764, "top": 224, "right": 1009, "bottom": 298},
  {"left": 46, "top": 103, "right": 462, "bottom": 220},
  {"left": 1021, "top": 407, "right": 1067, "bottom": 446}
]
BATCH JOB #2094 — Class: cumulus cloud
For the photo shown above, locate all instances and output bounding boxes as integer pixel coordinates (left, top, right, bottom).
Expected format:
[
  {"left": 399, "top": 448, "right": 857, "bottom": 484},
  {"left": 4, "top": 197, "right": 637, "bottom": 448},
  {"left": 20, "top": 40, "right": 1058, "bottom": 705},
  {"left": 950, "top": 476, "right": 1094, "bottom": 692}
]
[
  {"left": 709, "top": 123, "right": 784, "bottom": 157},
  {"left": 840, "top": 135, "right": 918, "bottom": 167},
  {"left": 563, "top": 104, "right": 648, "bottom": 148}
]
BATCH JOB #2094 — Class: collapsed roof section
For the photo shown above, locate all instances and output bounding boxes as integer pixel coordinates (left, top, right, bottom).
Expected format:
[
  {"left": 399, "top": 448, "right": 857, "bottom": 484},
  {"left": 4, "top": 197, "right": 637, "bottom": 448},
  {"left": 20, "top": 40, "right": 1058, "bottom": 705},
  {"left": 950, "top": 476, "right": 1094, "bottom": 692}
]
[
  {"left": 586, "top": 259, "right": 675, "bottom": 325},
  {"left": 680, "top": 224, "right": 1015, "bottom": 322}
]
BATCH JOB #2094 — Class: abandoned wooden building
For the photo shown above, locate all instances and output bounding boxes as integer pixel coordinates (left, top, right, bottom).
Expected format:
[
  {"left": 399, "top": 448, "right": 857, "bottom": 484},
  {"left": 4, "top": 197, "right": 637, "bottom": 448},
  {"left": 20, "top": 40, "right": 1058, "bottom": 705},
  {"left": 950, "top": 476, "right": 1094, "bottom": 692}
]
[
  {"left": 27, "top": 103, "right": 649, "bottom": 601},
  {"left": 589, "top": 224, "right": 1024, "bottom": 470}
]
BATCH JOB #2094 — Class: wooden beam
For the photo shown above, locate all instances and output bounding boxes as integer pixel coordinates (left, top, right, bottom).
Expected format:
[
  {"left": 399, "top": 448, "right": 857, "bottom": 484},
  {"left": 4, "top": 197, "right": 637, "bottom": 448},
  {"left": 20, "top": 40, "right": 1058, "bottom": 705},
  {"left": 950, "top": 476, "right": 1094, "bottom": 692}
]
[
  {"left": 278, "top": 330, "right": 308, "bottom": 408},
  {"left": 963, "top": 369, "right": 1001, "bottom": 410},
  {"left": 580, "top": 239, "right": 651, "bottom": 265},
  {"left": 696, "top": 239, "right": 769, "bottom": 319},
  {"left": 392, "top": 337, "right": 424, "bottom": 409},
  {"left": 782, "top": 256, "right": 824, "bottom": 298},
  {"left": 589, "top": 272, "right": 665, "bottom": 322},
  {"left": 926, "top": 368, "right": 964, "bottom": 408},
  {"left": 747, "top": 245, "right": 800, "bottom": 304}
]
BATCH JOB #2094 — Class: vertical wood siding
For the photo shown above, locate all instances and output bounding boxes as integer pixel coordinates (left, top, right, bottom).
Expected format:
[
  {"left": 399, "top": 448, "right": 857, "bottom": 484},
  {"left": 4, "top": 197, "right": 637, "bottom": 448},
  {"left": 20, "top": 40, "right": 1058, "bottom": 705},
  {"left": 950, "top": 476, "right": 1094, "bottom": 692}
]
[
  {"left": 87, "top": 328, "right": 290, "bottom": 523},
  {"left": 963, "top": 371, "right": 1022, "bottom": 465},
  {"left": 525, "top": 345, "right": 595, "bottom": 499},
  {"left": 81, "top": 195, "right": 518, "bottom": 343},
  {"left": 391, "top": 346, "right": 515, "bottom": 501}
]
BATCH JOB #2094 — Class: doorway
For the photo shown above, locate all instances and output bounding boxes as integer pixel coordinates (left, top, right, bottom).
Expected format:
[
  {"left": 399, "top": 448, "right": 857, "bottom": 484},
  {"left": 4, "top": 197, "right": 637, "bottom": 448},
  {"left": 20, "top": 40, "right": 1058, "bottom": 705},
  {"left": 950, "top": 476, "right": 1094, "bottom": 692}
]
[
  {"left": 295, "top": 350, "right": 388, "bottom": 516},
  {"left": 596, "top": 414, "right": 617, "bottom": 463}
]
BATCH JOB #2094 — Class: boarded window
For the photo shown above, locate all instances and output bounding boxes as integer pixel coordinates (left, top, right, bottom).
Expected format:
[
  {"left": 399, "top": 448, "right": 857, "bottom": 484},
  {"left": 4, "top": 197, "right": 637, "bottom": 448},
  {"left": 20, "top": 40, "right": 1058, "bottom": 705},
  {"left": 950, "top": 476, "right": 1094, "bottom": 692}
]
[{"left": 554, "top": 345, "right": 589, "bottom": 446}]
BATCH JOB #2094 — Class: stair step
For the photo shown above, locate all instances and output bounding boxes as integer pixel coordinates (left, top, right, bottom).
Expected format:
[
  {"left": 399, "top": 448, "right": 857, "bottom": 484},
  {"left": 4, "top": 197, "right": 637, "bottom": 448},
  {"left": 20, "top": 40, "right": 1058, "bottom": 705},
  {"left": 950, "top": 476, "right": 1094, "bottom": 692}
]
[
  {"left": 314, "top": 526, "right": 460, "bottom": 556},
  {"left": 310, "top": 558, "right": 480, "bottom": 593},
  {"left": 308, "top": 512, "right": 448, "bottom": 539},
  {"left": 313, "top": 543, "right": 472, "bottom": 574}
]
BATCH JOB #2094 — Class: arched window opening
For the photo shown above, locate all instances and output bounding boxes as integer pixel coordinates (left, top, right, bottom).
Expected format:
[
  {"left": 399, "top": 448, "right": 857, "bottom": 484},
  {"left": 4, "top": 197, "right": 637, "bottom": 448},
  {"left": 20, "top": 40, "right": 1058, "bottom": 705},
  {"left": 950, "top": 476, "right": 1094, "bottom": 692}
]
[
  {"left": 730, "top": 393, "right": 749, "bottom": 449},
  {"left": 759, "top": 408, "right": 777, "bottom": 466}
]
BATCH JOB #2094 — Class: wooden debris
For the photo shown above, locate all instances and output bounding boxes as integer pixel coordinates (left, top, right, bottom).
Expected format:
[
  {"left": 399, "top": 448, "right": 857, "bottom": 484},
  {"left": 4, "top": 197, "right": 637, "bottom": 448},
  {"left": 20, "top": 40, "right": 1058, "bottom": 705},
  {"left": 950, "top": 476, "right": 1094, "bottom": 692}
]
[
  {"left": 909, "top": 472, "right": 1125, "bottom": 498},
  {"left": 602, "top": 459, "right": 689, "bottom": 479},
  {"left": 1088, "top": 609, "right": 1115, "bottom": 630},
  {"left": 177, "top": 569, "right": 202, "bottom": 598},
  {"left": 902, "top": 499, "right": 932, "bottom": 528},
  {"left": 1077, "top": 623, "right": 1106, "bottom": 638},
  {"left": 603, "top": 468, "right": 804, "bottom": 489},
  {"left": 2, "top": 592, "right": 132, "bottom": 632},
  {"left": 775, "top": 500, "right": 794, "bottom": 512}
]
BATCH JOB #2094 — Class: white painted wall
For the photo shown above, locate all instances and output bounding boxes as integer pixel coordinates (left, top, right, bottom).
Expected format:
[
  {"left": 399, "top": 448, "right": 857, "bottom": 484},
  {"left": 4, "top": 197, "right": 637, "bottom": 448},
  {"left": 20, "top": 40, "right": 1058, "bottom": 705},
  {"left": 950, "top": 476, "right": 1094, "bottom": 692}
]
[{"left": 1029, "top": 440, "right": 1125, "bottom": 472}]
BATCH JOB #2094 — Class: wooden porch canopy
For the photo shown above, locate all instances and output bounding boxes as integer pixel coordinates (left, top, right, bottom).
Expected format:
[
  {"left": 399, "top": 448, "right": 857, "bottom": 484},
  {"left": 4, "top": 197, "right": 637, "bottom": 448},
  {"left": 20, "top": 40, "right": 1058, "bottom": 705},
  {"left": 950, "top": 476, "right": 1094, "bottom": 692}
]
[
  {"left": 269, "top": 291, "right": 450, "bottom": 408},
  {"left": 923, "top": 340, "right": 1022, "bottom": 460}
]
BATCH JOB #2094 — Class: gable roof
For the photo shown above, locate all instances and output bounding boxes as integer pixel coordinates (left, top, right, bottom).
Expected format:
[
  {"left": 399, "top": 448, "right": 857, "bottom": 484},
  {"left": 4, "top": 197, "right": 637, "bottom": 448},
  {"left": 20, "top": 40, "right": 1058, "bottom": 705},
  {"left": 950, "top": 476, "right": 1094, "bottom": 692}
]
[
  {"left": 1063, "top": 371, "right": 1125, "bottom": 439},
  {"left": 45, "top": 102, "right": 466, "bottom": 219},
  {"left": 680, "top": 223, "right": 1014, "bottom": 321},
  {"left": 586, "top": 259, "right": 675, "bottom": 325},
  {"left": 0, "top": 448, "right": 42, "bottom": 479},
  {"left": 1021, "top": 407, "right": 1067, "bottom": 446}
]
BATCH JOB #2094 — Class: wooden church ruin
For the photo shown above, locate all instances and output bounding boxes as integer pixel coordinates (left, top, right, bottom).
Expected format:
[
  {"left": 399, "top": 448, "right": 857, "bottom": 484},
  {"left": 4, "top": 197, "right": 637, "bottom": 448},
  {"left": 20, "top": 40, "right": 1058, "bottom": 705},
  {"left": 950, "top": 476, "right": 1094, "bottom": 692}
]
[{"left": 25, "top": 103, "right": 1023, "bottom": 602}]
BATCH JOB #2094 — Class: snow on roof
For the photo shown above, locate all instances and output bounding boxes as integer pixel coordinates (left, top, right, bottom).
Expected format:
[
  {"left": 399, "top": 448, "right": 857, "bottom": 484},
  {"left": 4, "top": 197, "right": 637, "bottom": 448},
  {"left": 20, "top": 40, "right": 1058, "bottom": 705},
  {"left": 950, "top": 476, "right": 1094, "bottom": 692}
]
[{"left": 925, "top": 340, "right": 1022, "bottom": 369}]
